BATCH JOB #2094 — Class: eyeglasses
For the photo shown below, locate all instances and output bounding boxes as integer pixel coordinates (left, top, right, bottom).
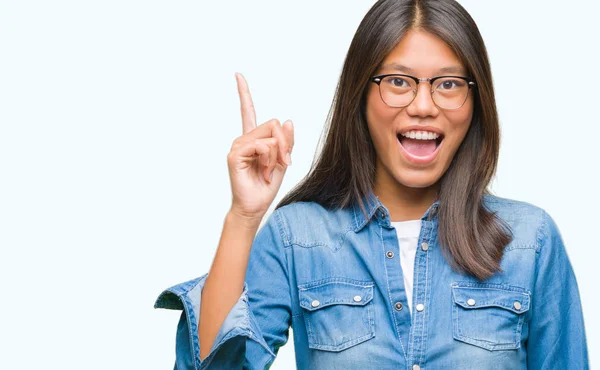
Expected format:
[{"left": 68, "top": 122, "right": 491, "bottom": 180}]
[{"left": 370, "top": 74, "right": 476, "bottom": 110}]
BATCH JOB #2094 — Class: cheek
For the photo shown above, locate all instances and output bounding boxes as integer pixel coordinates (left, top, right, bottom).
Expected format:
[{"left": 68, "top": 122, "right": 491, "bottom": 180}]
[
  {"left": 444, "top": 104, "right": 474, "bottom": 152},
  {"left": 366, "top": 87, "right": 397, "bottom": 143},
  {"left": 366, "top": 86, "right": 394, "bottom": 122}
]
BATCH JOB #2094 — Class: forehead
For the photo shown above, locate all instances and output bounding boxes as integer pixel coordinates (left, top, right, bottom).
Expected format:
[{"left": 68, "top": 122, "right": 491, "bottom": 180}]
[{"left": 379, "top": 29, "right": 467, "bottom": 75}]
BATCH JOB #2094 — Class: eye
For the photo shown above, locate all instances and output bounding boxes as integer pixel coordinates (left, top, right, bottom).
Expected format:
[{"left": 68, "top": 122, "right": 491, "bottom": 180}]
[
  {"left": 435, "top": 78, "right": 465, "bottom": 90},
  {"left": 385, "top": 76, "right": 410, "bottom": 88}
]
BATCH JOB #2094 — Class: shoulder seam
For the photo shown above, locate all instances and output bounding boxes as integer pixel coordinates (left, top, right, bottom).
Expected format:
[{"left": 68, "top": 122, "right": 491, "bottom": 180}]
[
  {"left": 535, "top": 208, "right": 548, "bottom": 254},
  {"left": 273, "top": 208, "right": 291, "bottom": 248}
]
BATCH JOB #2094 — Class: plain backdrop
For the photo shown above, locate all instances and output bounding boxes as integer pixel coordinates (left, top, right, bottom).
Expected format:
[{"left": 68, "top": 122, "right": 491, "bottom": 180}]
[{"left": 0, "top": 1, "right": 598, "bottom": 368}]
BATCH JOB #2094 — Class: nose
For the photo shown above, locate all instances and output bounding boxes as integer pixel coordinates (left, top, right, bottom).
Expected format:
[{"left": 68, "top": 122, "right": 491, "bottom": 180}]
[{"left": 405, "top": 81, "right": 439, "bottom": 118}]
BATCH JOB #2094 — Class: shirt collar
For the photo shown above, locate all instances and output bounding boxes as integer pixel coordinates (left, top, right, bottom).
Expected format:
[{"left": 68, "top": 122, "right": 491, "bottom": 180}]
[{"left": 351, "top": 188, "right": 440, "bottom": 232}]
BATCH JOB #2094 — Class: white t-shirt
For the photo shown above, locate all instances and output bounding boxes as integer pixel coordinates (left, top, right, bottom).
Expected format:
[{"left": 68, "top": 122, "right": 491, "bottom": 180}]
[{"left": 390, "top": 219, "right": 422, "bottom": 317}]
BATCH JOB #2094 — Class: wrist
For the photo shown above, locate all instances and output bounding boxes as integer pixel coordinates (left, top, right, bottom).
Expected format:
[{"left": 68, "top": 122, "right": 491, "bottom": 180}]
[{"left": 226, "top": 207, "right": 264, "bottom": 230}]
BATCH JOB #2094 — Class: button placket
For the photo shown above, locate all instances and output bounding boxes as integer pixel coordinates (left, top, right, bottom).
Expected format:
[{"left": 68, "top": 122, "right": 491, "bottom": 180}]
[{"left": 408, "top": 227, "right": 434, "bottom": 366}]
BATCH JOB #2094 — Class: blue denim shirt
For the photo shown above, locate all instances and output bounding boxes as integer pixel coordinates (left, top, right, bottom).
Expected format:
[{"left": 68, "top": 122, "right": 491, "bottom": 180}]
[{"left": 155, "top": 192, "right": 589, "bottom": 369}]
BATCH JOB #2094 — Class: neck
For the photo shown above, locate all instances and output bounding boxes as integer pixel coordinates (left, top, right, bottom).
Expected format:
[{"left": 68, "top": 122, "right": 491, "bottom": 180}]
[{"left": 373, "top": 163, "right": 439, "bottom": 222}]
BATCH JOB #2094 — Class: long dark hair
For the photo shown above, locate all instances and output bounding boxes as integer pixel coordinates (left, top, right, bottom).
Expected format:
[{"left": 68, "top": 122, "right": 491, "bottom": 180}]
[{"left": 276, "top": 0, "right": 512, "bottom": 281}]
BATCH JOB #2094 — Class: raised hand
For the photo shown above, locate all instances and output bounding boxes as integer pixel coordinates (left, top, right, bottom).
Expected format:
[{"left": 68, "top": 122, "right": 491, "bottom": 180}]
[{"left": 227, "top": 73, "right": 294, "bottom": 222}]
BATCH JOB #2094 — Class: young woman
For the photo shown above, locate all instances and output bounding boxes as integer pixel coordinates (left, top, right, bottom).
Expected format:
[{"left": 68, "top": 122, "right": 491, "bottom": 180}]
[{"left": 155, "top": 1, "right": 589, "bottom": 368}]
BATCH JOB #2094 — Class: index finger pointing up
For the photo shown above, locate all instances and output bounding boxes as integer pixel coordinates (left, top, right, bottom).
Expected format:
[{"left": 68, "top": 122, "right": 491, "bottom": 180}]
[{"left": 235, "top": 72, "right": 257, "bottom": 134}]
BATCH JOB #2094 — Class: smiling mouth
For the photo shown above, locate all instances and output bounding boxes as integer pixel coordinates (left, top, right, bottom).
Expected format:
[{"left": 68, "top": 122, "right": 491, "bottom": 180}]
[{"left": 397, "top": 133, "right": 443, "bottom": 153}]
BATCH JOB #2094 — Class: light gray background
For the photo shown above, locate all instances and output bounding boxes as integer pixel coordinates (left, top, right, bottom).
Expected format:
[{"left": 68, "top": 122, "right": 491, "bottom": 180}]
[{"left": 0, "top": 1, "right": 597, "bottom": 368}]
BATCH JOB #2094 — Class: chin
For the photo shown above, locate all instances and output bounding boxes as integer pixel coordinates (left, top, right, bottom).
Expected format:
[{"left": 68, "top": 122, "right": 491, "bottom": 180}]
[{"left": 393, "top": 168, "right": 441, "bottom": 189}]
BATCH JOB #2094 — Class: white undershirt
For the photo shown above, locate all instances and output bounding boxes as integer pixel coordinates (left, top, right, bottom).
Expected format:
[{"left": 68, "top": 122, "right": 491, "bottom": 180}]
[{"left": 391, "top": 220, "right": 422, "bottom": 317}]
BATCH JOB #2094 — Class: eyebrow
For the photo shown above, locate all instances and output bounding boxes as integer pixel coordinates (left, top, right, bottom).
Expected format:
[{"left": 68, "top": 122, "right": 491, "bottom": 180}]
[{"left": 380, "top": 62, "right": 466, "bottom": 75}]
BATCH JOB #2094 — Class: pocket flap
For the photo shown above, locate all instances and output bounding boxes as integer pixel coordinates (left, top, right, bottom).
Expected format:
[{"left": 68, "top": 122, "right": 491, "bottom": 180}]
[
  {"left": 452, "top": 284, "right": 530, "bottom": 314},
  {"left": 298, "top": 280, "right": 374, "bottom": 312}
]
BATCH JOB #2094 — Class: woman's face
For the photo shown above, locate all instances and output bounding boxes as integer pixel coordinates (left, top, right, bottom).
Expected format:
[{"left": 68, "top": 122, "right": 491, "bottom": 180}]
[{"left": 366, "top": 28, "right": 474, "bottom": 191}]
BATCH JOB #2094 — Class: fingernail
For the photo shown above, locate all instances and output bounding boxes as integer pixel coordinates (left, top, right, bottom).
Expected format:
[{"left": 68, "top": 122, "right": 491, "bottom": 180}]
[
  {"left": 286, "top": 152, "right": 292, "bottom": 165},
  {"left": 266, "top": 156, "right": 270, "bottom": 166},
  {"left": 269, "top": 171, "right": 274, "bottom": 182}
]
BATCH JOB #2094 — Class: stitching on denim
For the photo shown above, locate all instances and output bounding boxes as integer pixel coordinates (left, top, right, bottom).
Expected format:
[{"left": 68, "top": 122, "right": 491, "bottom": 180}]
[
  {"left": 299, "top": 297, "right": 373, "bottom": 311},
  {"left": 535, "top": 208, "right": 547, "bottom": 254},
  {"left": 244, "top": 292, "right": 277, "bottom": 359},
  {"left": 274, "top": 209, "right": 290, "bottom": 248},
  {"left": 418, "top": 222, "right": 433, "bottom": 366},
  {"left": 302, "top": 301, "right": 376, "bottom": 350},
  {"left": 297, "top": 277, "right": 375, "bottom": 290},
  {"left": 380, "top": 222, "right": 407, "bottom": 361},
  {"left": 451, "top": 284, "right": 526, "bottom": 351},
  {"left": 305, "top": 294, "right": 376, "bottom": 350},
  {"left": 303, "top": 311, "right": 313, "bottom": 343},
  {"left": 408, "top": 223, "right": 425, "bottom": 360},
  {"left": 451, "top": 285, "right": 531, "bottom": 313},
  {"left": 454, "top": 301, "right": 530, "bottom": 313},
  {"left": 285, "top": 225, "right": 355, "bottom": 250},
  {"left": 289, "top": 241, "right": 329, "bottom": 249},
  {"left": 308, "top": 332, "right": 375, "bottom": 351},
  {"left": 504, "top": 243, "right": 537, "bottom": 251},
  {"left": 454, "top": 335, "right": 517, "bottom": 351},
  {"left": 451, "top": 281, "right": 532, "bottom": 295},
  {"left": 181, "top": 293, "right": 201, "bottom": 370},
  {"left": 456, "top": 331, "right": 517, "bottom": 346},
  {"left": 307, "top": 306, "right": 375, "bottom": 348},
  {"left": 368, "top": 295, "right": 375, "bottom": 337}
]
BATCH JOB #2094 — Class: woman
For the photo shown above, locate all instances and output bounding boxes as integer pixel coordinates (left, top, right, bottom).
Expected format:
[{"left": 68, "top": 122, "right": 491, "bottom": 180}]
[{"left": 155, "top": 0, "right": 589, "bottom": 368}]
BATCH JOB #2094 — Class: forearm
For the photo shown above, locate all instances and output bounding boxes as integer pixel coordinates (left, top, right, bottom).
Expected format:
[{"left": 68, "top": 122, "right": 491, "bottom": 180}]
[{"left": 199, "top": 210, "right": 262, "bottom": 361}]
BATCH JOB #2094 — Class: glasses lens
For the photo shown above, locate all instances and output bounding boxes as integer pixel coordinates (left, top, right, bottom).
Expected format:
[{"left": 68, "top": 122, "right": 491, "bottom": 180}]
[
  {"left": 379, "top": 75, "right": 417, "bottom": 107},
  {"left": 431, "top": 77, "right": 470, "bottom": 109},
  {"left": 379, "top": 75, "right": 471, "bottom": 109}
]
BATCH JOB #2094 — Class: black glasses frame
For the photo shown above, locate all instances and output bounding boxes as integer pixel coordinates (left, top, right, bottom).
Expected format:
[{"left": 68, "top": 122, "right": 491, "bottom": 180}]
[{"left": 370, "top": 73, "right": 477, "bottom": 110}]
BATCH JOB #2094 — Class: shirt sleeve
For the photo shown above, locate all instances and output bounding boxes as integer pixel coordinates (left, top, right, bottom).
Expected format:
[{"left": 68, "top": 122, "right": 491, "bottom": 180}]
[
  {"left": 154, "top": 210, "right": 292, "bottom": 370},
  {"left": 526, "top": 210, "right": 589, "bottom": 369}
]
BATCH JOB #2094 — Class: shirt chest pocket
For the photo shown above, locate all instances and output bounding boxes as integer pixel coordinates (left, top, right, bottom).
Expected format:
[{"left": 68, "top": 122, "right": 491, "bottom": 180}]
[
  {"left": 451, "top": 283, "right": 531, "bottom": 351},
  {"left": 298, "top": 279, "right": 376, "bottom": 352}
]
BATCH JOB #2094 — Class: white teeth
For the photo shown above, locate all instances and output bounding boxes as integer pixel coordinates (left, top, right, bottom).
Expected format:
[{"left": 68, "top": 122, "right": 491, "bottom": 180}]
[{"left": 400, "top": 130, "right": 440, "bottom": 140}]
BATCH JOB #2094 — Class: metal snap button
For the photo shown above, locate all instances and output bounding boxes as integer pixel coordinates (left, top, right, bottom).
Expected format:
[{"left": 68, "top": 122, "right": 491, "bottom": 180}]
[
  {"left": 311, "top": 300, "right": 320, "bottom": 308},
  {"left": 353, "top": 295, "right": 362, "bottom": 302},
  {"left": 386, "top": 250, "right": 394, "bottom": 258},
  {"left": 413, "top": 364, "right": 421, "bottom": 370},
  {"left": 421, "top": 242, "right": 429, "bottom": 251},
  {"left": 513, "top": 301, "right": 522, "bottom": 310},
  {"left": 467, "top": 298, "right": 476, "bottom": 306},
  {"left": 416, "top": 303, "right": 424, "bottom": 312},
  {"left": 394, "top": 302, "right": 403, "bottom": 311}
]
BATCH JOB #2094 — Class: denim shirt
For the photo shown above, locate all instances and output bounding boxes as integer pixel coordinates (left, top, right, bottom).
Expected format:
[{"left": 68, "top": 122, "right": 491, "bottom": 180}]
[{"left": 155, "top": 192, "right": 589, "bottom": 369}]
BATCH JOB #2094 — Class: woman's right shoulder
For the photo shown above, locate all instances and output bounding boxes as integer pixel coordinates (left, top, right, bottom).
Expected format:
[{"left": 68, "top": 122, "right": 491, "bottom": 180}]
[{"left": 261, "top": 201, "right": 356, "bottom": 248}]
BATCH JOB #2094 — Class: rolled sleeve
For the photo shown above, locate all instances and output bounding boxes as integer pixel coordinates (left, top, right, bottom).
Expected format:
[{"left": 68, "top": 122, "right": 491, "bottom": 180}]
[
  {"left": 527, "top": 210, "right": 589, "bottom": 369},
  {"left": 155, "top": 210, "right": 291, "bottom": 369}
]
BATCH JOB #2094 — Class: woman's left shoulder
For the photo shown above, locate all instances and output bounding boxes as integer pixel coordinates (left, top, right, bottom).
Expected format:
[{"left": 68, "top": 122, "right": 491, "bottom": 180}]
[{"left": 482, "top": 194, "right": 555, "bottom": 251}]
